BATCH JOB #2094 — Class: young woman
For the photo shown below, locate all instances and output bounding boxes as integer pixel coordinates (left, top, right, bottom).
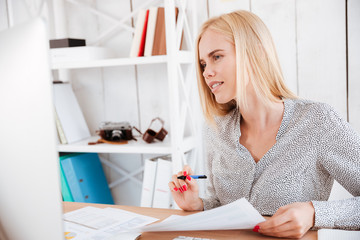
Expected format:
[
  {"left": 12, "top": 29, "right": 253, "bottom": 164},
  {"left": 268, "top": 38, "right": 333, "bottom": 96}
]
[{"left": 168, "top": 10, "right": 360, "bottom": 239}]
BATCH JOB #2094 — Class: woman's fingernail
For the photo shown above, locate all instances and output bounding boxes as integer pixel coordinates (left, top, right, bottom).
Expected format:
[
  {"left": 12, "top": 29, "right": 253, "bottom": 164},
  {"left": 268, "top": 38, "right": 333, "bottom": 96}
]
[
  {"left": 173, "top": 187, "right": 178, "bottom": 191},
  {"left": 252, "top": 225, "right": 260, "bottom": 232},
  {"left": 183, "top": 171, "right": 187, "bottom": 176},
  {"left": 182, "top": 185, "right": 187, "bottom": 191},
  {"left": 179, "top": 187, "right": 184, "bottom": 193},
  {"left": 186, "top": 175, "right": 191, "bottom": 181}
]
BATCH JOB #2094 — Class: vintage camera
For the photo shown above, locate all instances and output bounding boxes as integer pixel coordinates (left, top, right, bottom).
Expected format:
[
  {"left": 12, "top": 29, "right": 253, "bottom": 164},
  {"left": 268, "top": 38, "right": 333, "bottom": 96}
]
[{"left": 97, "top": 121, "right": 134, "bottom": 141}]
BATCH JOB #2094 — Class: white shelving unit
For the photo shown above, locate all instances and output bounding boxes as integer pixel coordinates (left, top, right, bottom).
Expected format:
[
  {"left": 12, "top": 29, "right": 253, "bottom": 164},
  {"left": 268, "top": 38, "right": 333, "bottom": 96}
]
[
  {"left": 58, "top": 136, "right": 196, "bottom": 154},
  {"left": 51, "top": 51, "right": 193, "bottom": 69},
  {"left": 52, "top": 0, "right": 200, "bottom": 189}
]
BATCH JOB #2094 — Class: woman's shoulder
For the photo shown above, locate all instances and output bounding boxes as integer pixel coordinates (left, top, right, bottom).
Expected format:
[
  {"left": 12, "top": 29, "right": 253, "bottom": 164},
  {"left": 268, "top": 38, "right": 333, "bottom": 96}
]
[
  {"left": 286, "top": 98, "right": 344, "bottom": 124},
  {"left": 203, "top": 108, "right": 239, "bottom": 137},
  {"left": 288, "top": 98, "right": 330, "bottom": 111}
]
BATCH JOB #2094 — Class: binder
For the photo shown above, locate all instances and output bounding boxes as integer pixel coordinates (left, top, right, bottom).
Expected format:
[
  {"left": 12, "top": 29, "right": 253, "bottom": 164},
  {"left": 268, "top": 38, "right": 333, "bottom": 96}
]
[
  {"left": 152, "top": 157, "right": 172, "bottom": 208},
  {"left": 59, "top": 155, "right": 73, "bottom": 202},
  {"left": 140, "top": 158, "right": 158, "bottom": 207},
  {"left": 53, "top": 83, "right": 91, "bottom": 144},
  {"left": 60, "top": 153, "right": 114, "bottom": 204}
]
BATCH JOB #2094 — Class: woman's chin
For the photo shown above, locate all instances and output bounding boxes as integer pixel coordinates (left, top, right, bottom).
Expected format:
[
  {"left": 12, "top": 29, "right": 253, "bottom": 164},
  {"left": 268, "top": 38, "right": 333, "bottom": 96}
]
[{"left": 215, "top": 96, "right": 232, "bottom": 104}]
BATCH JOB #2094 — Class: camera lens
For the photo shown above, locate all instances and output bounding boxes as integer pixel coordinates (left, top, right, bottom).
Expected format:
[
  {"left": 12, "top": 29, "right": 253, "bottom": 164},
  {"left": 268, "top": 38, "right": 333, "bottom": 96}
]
[{"left": 111, "top": 130, "right": 123, "bottom": 141}]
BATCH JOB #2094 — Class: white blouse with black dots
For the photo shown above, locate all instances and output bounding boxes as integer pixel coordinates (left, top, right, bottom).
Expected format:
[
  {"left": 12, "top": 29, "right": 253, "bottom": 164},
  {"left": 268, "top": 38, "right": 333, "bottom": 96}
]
[{"left": 201, "top": 98, "right": 360, "bottom": 230}]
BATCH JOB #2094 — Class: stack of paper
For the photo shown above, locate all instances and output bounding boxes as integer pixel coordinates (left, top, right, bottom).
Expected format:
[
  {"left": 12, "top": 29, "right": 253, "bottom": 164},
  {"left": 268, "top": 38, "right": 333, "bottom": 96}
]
[
  {"left": 63, "top": 206, "right": 158, "bottom": 240},
  {"left": 136, "top": 198, "right": 265, "bottom": 232}
]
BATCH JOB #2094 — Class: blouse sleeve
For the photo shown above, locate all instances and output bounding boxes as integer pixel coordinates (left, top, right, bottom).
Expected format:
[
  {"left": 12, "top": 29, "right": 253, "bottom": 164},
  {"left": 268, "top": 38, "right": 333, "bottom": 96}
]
[
  {"left": 200, "top": 125, "right": 221, "bottom": 210},
  {"left": 312, "top": 104, "right": 360, "bottom": 230}
]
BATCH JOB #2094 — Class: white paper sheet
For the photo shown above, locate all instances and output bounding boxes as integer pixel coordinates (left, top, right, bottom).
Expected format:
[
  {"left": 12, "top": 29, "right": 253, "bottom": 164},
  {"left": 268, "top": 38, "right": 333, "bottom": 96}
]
[
  {"left": 136, "top": 198, "right": 265, "bottom": 232},
  {"left": 63, "top": 206, "right": 158, "bottom": 240},
  {"left": 64, "top": 221, "right": 97, "bottom": 240},
  {"left": 318, "top": 229, "right": 360, "bottom": 240}
]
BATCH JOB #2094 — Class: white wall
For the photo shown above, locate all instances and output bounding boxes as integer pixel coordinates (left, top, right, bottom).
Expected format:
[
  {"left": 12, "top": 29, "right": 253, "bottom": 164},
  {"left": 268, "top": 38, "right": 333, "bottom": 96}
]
[
  {"left": 3, "top": 0, "right": 358, "bottom": 204},
  {"left": 0, "top": 0, "right": 8, "bottom": 31}
]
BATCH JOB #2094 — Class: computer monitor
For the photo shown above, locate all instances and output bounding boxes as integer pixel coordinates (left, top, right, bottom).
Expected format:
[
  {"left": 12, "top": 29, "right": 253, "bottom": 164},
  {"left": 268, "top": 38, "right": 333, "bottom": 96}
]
[{"left": 0, "top": 18, "right": 64, "bottom": 240}]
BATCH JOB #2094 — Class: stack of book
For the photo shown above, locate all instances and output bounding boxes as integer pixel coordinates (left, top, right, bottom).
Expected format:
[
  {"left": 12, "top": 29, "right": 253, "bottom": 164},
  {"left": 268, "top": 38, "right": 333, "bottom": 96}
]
[
  {"left": 130, "top": 7, "right": 180, "bottom": 57},
  {"left": 60, "top": 153, "right": 114, "bottom": 204}
]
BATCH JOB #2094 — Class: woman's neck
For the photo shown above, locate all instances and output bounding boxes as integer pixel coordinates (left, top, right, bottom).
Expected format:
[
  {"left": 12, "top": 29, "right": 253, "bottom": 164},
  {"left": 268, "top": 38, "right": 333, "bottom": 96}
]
[{"left": 239, "top": 87, "right": 284, "bottom": 134}]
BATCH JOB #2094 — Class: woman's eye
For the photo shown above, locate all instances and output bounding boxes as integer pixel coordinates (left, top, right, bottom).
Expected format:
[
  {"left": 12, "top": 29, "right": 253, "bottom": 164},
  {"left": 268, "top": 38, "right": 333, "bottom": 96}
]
[
  {"left": 201, "top": 63, "right": 206, "bottom": 69},
  {"left": 214, "top": 55, "right": 221, "bottom": 60}
]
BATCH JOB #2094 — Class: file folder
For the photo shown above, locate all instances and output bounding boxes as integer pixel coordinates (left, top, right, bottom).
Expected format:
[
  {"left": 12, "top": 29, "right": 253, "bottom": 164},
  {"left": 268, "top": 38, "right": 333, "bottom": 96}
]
[{"left": 60, "top": 153, "right": 114, "bottom": 204}]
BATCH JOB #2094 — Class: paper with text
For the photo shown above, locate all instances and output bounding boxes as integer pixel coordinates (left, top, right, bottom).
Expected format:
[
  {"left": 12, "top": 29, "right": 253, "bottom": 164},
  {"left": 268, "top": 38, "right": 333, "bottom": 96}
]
[
  {"left": 63, "top": 206, "right": 158, "bottom": 239},
  {"left": 137, "top": 198, "right": 265, "bottom": 232}
]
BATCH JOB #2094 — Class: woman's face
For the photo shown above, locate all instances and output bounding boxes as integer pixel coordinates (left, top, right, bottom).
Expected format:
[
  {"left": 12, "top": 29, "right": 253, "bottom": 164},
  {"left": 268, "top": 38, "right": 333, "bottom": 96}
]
[{"left": 199, "top": 29, "right": 237, "bottom": 104}]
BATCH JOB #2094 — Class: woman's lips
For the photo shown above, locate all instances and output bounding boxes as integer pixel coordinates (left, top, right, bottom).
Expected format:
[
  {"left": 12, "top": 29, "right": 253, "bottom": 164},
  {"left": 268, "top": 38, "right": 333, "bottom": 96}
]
[{"left": 209, "top": 81, "right": 224, "bottom": 93}]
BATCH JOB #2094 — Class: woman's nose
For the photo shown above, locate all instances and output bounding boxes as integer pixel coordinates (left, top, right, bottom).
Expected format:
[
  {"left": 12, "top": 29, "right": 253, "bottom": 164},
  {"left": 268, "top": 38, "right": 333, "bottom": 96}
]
[{"left": 203, "top": 66, "right": 215, "bottom": 79}]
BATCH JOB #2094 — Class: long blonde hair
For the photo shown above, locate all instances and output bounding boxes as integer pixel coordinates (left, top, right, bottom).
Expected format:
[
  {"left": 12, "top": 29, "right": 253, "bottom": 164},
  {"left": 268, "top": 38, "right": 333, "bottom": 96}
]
[{"left": 196, "top": 10, "right": 297, "bottom": 125}]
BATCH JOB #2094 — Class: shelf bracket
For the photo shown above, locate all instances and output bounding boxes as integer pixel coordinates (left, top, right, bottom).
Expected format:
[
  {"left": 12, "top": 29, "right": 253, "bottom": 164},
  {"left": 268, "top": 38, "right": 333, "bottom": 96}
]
[{"left": 100, "top": 157, "right": 143, "bottom": 188}]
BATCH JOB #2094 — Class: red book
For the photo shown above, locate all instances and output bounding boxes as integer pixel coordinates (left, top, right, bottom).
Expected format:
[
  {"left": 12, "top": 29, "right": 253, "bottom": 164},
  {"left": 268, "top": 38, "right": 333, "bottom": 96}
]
[{"left": 138, "top": 9, "right": 149, "bottom": 57}]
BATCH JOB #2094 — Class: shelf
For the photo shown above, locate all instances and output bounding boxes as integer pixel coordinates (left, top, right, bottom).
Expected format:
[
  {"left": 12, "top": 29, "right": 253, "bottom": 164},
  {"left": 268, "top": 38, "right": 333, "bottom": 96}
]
[
  {"left": 58, "top": 135, "right": 196, "bottom": 154},
  {"left": 51, "top": 51, "right": 193, "bottom": 70}
]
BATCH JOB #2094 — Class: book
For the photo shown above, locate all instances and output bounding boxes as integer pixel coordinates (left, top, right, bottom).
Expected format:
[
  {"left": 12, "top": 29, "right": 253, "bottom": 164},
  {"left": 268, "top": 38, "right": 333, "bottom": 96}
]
[
  {"left": 53, "top": 83, "right": 91, "bottom": 144},
  {"left": 129, "top": 9, "right": 147, "bottom": 57},
  {"left": 152, "top": 7, "right": 166, "bottom": 56},
  {"left": 137, "top": 9, "right": 150, "bottom": 57},
  {"left": 152, "top": 157, "right": 172, "bottom": 208},
  {"left": 59, "top": 155, "right": 74, "bottom": 202},
  {"left": 144, "top": 7, "right": 158, "bottom": 57},
  {"left": 140, "top": 158, "right": 158, "bottom": 207},
  {"left": 54, "top": 109, "right": 67, "bottom": 144},
  {"left": 49, "top": 38, "right": 86, "bottom": 48},
  {"left": 152, "top": 8, "right": 179, "bottom": 56},
  {"left": 60, "top": 153, "right": 114, "bottom": 204}
]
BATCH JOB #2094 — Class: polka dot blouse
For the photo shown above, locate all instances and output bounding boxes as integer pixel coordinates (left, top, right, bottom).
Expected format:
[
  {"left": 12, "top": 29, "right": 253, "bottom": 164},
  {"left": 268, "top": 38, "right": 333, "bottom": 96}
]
[{"left": 201, "top": 98, "right": 360, "bottom": 230}]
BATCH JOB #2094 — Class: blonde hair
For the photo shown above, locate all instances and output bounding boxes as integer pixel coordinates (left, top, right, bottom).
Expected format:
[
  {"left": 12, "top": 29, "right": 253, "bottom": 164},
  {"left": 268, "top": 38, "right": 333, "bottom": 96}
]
[{"left": 196, "top": 10, "right": 297, "bottom": 125}]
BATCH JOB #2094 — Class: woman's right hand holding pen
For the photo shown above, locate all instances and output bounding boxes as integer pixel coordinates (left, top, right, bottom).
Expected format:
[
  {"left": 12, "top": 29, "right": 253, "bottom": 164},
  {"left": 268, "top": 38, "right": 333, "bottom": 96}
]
[{"left": 168, "top": 165, "right": 204, "bottom": 211}]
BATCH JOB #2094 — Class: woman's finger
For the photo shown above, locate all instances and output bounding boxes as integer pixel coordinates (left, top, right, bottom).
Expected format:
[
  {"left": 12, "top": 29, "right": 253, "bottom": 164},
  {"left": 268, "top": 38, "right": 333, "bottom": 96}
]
[
  {"left": 258, "top": 211, "right": 290, "bottom": 231},
  {"left": 256, "top": 202, "right": 314, "bottom": 239},
  {"left": 176, "top": 171, "right": 188, "bottom": 192},
  {"left": 168, "top": 181, "right": 179, "bottom": 192},
  {"left": 182, "top": 165, "right": 194, "bottom": 176},
  {"left": 260, "top": 227, "right": 307, "bottom": 239},
  {"left": 258, "top": 220, "right": 293, "bottom": 235},
  {"left": 171, "top": 174, "right": 184, "bottom": 192}
]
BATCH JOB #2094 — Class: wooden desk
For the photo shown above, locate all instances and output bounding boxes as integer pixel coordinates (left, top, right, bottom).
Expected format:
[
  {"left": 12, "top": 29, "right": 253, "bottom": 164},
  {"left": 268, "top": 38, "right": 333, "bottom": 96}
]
[{"left": 63, "top": 202, "right": 317, "bottom": 240}]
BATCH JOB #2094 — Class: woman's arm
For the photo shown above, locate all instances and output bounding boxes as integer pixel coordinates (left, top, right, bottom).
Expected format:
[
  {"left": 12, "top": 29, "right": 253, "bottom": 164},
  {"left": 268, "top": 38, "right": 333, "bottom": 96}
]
[
  {"left": 256, "top": 103, "right": 360, "bottom": 238},
  {"left": 312, "top": 104, "right": 360, "bottom": 229}
]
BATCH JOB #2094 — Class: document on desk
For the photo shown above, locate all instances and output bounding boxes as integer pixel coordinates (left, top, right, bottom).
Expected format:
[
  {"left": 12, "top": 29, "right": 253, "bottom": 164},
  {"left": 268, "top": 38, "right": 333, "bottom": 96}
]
[
  {"left": 318, "top": 229, "right": 360, "bottom": 240},
  {"left": 137, "top": 197, "right": 265, "bottom": 232},
  {"left": 63, "top": 206, "right": 158, "bottom": 239}
]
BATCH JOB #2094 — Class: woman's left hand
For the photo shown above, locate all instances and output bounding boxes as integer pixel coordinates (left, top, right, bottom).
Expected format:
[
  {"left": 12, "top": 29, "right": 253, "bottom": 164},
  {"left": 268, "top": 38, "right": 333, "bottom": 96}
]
[{"left": 255, "top": 202, "right": 315, "bottom": 239}]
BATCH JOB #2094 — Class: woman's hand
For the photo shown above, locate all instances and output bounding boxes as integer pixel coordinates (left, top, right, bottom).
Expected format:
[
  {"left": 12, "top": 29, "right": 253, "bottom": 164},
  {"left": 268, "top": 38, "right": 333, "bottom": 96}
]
[
  {"left": 168, "top": 165, "right": 204, "bottom": 211},
  {"left": 255, "top": 202, "right": 315, "bottom": 239}
]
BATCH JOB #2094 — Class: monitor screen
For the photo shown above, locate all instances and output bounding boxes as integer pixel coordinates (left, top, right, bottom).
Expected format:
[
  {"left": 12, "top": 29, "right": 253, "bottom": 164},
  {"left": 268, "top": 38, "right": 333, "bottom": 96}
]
[{"left": 0, "top": 18, "right": 64, "bottom": 240}]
